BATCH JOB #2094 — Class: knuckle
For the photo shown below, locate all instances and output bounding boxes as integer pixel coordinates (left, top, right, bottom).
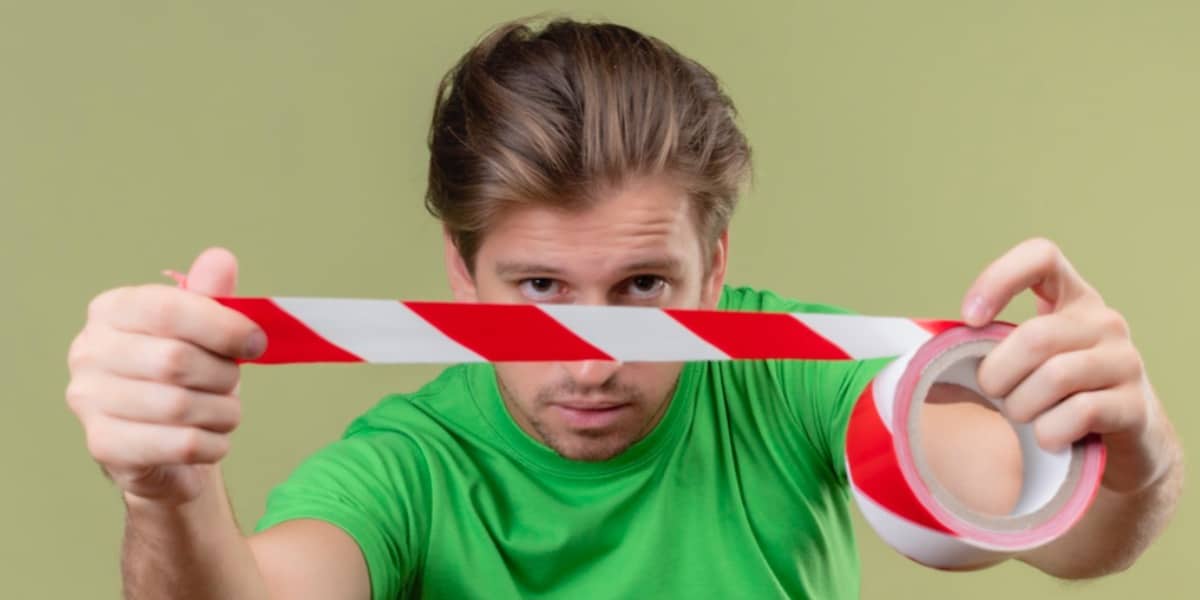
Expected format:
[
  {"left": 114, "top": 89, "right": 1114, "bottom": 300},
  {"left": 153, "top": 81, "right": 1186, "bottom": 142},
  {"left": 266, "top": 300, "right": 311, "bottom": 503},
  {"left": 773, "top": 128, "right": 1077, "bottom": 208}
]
[
  {"left": 1076, "top": 395, "right": 1101, "bottom": 430},
  {"left": 64, "top": 379, "right": 89, "bottom": 414},
  {"left": 211, "top": 363, "right": 241, "bottom": 394},
  {"left": 84, "top": 426, "right": 113, "bottom": 464},
  {"left": 1004, "top": 394, "right": 1035, "bottom": 423},
  {"left": 1034, "top": 421, "right": 1061, "bottom": 451},
  {"left": 87, "top": 288, "right": 123, "bottom": 322},
  {"left": 176, "top": 429, "right": 225, "bottom": 463},
  {"left": 175, "top": 429, "right": 206, "bottom": 462},
  {"left": 155, "top": 343, "right": 193, "bottom": 384},
  {"left": 1029, "top": 237, "right": 1062, "bottom": 272},
  {"left": 976, "top": 370, "right": 1004, "bottom": 399},
  {"left": 1070, "top": 347, "right": 1097, "bottom": 373},
  {"left": 1027, "top": 236, "right": 1060, "bottom": 259},
  {"left": 1101, "top": 309, "right": 1131, "bottom": 338},
  {"left": 974, "top": 359, "right": 1005, "bottom": 397},
  {"left": 67, "top": 332, "right": 91, "bottom": 370},
  {"left": 1119, "top": 343, "right": 1145, "bottom": 380},
  {"left": 1004, "top": 404, "right": 1030, "bottom": 424},
  {"left": 1043, "top": 359, "right": 1073, "bottom": 392},
  {"left": 161, "top": 387, "right": 194, "bottom": 423},
  {"left": 224, "top": 395, "right": 244, "bottom": 429}
]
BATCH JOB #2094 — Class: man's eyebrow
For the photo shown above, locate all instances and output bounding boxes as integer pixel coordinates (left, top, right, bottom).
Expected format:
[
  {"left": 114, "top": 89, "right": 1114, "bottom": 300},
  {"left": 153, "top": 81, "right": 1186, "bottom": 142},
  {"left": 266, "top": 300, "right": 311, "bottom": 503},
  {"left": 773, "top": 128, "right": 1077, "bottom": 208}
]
[
  {"left": 494, "top": 261, "right": 565, "bottom": 277},
  {"left": 618, "top": 257, "right": 684, "bottom": 273},
  {"left": 493, "top": 257, "right": 684, "bottom": 278}
]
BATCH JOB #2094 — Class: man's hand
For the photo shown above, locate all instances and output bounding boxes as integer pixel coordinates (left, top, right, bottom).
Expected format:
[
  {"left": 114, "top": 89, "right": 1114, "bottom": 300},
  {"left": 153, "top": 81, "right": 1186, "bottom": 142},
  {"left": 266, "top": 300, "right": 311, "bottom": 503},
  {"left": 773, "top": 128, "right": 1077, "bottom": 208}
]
[
  {"left": 961, "top": 237, "right": 1174, "bottom": 495},
  {"left": 66, "top": 248, "right": 266, "bottom": 505}
]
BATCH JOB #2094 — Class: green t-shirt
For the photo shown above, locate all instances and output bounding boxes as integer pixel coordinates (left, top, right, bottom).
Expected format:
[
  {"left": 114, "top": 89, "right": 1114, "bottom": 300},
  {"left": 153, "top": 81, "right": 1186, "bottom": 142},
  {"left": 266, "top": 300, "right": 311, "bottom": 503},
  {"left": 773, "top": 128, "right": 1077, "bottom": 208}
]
[{"left": 256, "top": 286, "right": 889, "bottom": 599}]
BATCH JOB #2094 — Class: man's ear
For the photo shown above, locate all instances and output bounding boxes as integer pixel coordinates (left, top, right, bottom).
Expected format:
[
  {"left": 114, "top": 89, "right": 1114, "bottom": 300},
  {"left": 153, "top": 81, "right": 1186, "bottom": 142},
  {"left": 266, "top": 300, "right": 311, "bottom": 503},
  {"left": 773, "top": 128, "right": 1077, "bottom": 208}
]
[
  {"left": 700, "top": 230, "right": 729, "bottom": 310},
  {"left": 443, "top": 229, "right": 478, "bottom": 303}
]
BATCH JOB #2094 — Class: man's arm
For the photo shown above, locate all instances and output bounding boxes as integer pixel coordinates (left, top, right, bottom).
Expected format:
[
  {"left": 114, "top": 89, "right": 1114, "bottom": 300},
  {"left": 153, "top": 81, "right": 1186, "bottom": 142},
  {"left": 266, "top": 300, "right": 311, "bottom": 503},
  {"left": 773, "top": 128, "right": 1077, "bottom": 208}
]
[
  {"left": 122, "top": 467, "right": 370, "bottom": 600},
  {"left": 63, "top": 249, "right": 374, "bottom": 599},
  {"left": 250, "top": 521, "right": 372, "bottom": 600},
  {"left": 1016, "top": 388, "right": 1184, "bottom": 579}
]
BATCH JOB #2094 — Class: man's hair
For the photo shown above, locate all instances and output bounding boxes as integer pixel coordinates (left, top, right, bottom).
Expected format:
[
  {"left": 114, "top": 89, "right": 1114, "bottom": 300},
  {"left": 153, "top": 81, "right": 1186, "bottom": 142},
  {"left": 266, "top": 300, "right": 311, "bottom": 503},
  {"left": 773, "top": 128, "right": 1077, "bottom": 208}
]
[{"left": 425, "top": 18, "right": 752, "bottom": 270}]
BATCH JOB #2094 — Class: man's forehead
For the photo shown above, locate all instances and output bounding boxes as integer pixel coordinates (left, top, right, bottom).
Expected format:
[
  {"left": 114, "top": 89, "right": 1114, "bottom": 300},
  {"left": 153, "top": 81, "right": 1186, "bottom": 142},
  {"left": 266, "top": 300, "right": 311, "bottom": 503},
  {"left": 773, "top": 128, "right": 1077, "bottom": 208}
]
[
  {"left": 496, "top": 177, "right": 691, "bottom": 229},
  {"left": 471, "top": 176, "right": 707, "bottom": 276}
]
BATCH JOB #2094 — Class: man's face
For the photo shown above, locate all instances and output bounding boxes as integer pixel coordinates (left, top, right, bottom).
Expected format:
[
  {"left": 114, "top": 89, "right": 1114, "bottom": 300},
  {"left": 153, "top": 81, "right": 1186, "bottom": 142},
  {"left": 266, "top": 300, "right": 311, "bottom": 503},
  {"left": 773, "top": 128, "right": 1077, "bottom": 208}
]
[{"left": 445, "top": 177, "right": 727, "bottom": 461}]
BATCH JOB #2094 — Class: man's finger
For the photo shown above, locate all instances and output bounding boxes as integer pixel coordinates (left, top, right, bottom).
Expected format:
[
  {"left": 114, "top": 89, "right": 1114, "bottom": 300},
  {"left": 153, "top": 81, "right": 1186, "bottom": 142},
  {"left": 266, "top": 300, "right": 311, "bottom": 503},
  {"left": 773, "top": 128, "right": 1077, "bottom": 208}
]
[
  {"left": 92, "top": 285, "right": 265, "bottom": 360},
  {"left": 69, "top": 375, "right": 242, "bottom": 433},
  {"left": 976, "top": 312, "right": 1104, "bottom": 398},
  {"left": 85, "top": 417, "right": 230, "bottom": 467},
  {"left": 1033, "top": 385, "right": 1144, "bottom": 451},
  {"left": 80, "top": 327, "right": 241, "bottom": 393},
  {"left": 961, "top": 238, "right": 1099, "bottom": 327},
  {"left": 999, "top": 345, "right": 1136, "bottom": 424}
]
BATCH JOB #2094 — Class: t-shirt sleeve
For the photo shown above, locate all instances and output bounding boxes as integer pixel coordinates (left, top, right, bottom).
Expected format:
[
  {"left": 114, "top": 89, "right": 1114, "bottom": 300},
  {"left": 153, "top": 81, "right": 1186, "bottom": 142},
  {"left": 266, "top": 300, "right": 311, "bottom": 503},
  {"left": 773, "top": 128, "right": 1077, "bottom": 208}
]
[
  {"left": 254, "top": 431, "right": 430, "bottom": 600},
  {"left": 720, "top": 286, "right": 890, "bottom": 485},
  {"left": 772, "top": 356, "right": 890, "bottom": 485}
]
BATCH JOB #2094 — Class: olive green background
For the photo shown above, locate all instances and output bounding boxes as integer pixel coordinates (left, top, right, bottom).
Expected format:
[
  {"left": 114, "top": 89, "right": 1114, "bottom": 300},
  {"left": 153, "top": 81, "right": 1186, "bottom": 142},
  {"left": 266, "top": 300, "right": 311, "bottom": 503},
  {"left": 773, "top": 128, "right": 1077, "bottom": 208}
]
[{"left": 2, "top": 1, "right": 1195, "bottom": 597}]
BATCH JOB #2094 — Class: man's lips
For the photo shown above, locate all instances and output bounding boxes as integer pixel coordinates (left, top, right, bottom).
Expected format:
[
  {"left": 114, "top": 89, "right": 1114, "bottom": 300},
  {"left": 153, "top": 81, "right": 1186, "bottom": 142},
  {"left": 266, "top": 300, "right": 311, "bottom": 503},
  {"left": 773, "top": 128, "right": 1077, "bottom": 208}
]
[
  {"left": 555, "top": 402, "right": 629, "bottom": 411},
  {"left": 552, "top": 403, "right": 631, "bottom": 428}
]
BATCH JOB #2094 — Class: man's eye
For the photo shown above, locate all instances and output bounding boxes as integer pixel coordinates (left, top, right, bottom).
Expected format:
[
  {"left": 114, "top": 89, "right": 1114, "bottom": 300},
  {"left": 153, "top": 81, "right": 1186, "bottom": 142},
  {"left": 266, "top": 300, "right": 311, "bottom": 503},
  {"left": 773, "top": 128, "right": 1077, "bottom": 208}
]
[
  {"left": 623, "top": 275, "right": 666, "bottom": 299},
  {"left": 518, "top": 278, "right": 563, "bottom": 301}
]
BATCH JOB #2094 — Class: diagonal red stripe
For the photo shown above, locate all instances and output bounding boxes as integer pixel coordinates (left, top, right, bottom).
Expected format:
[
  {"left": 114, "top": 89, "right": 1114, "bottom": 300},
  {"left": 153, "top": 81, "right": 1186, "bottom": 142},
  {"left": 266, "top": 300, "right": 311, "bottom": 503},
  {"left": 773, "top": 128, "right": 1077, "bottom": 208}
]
[
  {"left": 215, "top": 298, "right": 362, "bottom": 364},
  {"left": 845, "top": 385, "right": 952, "bottom": 534},
  {"left": 665, "top": 310, "right": 850, "bottom": 360},
  {"left": 403, "top": 302, "right": 612, "bottom": 362},
  {"left": 912, "top": 319, "right": 962, "bottom": 336}
]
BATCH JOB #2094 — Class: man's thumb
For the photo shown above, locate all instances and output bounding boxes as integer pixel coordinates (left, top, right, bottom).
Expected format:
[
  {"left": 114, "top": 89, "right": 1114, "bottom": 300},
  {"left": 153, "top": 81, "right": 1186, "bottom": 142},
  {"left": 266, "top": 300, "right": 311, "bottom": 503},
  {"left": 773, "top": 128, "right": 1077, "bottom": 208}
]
[{"left": 184, "top": 247, "right": 239, "bottom": 297}]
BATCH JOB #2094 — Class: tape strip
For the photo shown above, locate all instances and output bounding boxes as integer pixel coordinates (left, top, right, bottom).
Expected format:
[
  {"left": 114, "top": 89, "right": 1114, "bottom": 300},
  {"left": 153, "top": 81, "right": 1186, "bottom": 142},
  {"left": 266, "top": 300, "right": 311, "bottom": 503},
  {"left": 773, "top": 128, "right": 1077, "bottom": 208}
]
[
  {"left": 214, "top": 297, "right": 961, "bottom": 364},
  {"left": 213, "top": 295, "right": 1104, "bottom": 569}
]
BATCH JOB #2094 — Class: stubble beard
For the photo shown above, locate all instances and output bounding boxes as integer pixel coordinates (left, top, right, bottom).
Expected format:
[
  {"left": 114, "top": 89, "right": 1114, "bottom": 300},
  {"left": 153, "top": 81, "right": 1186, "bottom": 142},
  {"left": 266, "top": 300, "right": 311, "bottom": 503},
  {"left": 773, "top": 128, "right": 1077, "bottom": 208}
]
[{"left": 498, "top": 376, "right": 675, "bottom": 462}]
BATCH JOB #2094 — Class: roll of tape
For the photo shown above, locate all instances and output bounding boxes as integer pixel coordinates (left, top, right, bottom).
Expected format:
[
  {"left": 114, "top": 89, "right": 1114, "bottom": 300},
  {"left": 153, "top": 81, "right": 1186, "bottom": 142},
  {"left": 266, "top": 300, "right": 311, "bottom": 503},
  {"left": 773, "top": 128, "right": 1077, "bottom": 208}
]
[
  {"left": 845, "top": 323, "right": 1105, "bottom": 570},
  {"left": 213, "top": 296, "right": 1104, "bottom": 568}
]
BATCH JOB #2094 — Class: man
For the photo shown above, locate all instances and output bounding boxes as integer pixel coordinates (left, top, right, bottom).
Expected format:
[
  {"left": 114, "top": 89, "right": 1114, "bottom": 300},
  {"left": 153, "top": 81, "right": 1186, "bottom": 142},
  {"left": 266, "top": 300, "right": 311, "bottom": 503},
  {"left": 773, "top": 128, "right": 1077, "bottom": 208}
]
[{"left": 66, "top": 18, "right": 1182, "bottom": 599}]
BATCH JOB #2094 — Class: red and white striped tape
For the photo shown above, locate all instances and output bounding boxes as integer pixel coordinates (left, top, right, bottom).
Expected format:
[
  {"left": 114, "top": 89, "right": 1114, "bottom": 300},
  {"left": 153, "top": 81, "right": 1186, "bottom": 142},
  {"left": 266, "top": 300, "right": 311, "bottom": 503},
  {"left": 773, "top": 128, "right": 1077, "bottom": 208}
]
[
  {"left": 213, "top": 297, "right": 961, "bottom": 364},
  {"left": 215, "top": 295, "right": 1104, "bottom": 569}
]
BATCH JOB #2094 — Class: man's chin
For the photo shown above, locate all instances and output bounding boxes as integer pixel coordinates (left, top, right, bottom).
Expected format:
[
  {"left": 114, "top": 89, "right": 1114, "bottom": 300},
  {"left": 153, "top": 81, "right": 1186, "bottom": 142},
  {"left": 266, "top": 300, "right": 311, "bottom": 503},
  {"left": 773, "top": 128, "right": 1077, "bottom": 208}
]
[{"left": 549, "top": 435, "right": 637, "bottom": 462}]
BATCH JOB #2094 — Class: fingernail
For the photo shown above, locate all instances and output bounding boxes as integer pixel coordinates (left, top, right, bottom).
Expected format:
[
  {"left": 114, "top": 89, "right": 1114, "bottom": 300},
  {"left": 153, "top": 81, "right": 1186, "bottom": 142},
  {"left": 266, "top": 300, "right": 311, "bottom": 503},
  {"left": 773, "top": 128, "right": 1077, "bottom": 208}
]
[
  {"left": 965, "top": 296, "right": 990, "bottom": 325},
  {"left": 244, "top": 331, "right": 267, "bottom": 359}
]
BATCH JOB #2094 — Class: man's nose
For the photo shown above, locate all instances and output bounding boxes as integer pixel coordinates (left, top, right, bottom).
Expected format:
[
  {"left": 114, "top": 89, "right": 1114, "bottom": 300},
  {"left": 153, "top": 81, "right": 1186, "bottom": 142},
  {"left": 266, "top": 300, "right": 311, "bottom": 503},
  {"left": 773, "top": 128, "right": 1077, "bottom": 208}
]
[
  {"left": 560, "top": 360, "right": 623, "bottom": 388},
  {"left": 555, "top": 290, "right": 624, "bottom": 387}
]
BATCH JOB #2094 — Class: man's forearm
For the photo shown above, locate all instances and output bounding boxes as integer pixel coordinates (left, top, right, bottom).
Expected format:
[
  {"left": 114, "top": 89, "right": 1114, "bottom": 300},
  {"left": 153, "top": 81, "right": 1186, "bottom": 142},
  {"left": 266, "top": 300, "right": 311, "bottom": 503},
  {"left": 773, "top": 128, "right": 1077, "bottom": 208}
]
[
  {"left": 1018, "top": 435, "right": 1184, "bottom": 579},
  {"left": 122, "top": 469, "right": 269, "bottom": 600}
]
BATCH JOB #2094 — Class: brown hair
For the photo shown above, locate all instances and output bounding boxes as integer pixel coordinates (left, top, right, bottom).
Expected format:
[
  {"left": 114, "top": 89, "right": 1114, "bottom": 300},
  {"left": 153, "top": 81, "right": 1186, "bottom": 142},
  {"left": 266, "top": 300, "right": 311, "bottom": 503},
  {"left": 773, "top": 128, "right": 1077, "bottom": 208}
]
[{"left": 425, "top": 17, "right": 752, "bottom": 270}]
